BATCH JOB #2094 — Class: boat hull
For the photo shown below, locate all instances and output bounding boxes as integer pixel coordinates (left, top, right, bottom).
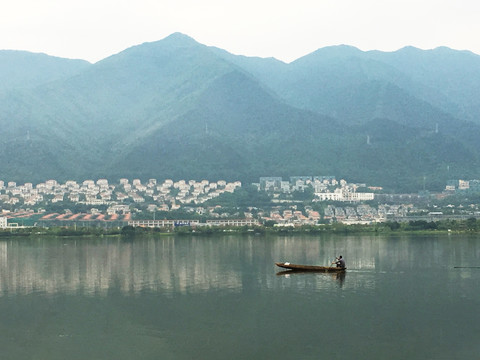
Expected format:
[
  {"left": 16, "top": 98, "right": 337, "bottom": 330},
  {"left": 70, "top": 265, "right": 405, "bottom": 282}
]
[{"left": 275, "top": 262, "right": 346, "bottom": 272}]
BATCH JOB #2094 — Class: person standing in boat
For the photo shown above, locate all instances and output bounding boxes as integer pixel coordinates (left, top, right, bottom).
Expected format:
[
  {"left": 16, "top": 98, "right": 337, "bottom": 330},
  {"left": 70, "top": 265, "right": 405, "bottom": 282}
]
[{"left": 334, "top": 255, "right": 346, "bottom": 269}]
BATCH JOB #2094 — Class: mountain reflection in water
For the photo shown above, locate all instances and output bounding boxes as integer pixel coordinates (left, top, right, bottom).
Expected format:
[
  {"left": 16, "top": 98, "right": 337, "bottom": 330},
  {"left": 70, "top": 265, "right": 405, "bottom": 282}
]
[
  {"left": 1, "top": 234, "right": 476, "bottom": 297},
  {"left": 0, "top": 237, "right": 245, "bottom": 296},
  {"left": 0, "top": 234, "right": 479, "bottom": 360}
]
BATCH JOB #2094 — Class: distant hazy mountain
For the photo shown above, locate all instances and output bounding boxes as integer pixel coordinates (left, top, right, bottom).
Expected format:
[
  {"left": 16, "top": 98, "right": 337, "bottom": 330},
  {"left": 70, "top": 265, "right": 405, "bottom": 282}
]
[
  {"left": 223, "top": 44, "right": 480, "bottom": 128},
  {"left": 0, "top": 50, "right": 90, "bottom": 91},
  {"left": 1, "top": 33, "right": 480, "bottom": 192},
  {"left": 366, "top": 46, "right": 480, "bottom": 123}
]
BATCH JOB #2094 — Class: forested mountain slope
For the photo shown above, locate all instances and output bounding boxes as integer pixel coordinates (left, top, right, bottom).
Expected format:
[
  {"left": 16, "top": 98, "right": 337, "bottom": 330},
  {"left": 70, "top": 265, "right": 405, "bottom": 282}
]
[{"left": 1, "top": 33, "right": 479, "bottom": 191}]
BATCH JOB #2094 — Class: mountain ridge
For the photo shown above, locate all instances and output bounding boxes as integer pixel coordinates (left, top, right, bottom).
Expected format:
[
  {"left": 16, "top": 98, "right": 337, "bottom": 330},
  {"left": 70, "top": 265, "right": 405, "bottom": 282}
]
[{"left": 1, "top": 33, "right": 480, "bottom": 192}]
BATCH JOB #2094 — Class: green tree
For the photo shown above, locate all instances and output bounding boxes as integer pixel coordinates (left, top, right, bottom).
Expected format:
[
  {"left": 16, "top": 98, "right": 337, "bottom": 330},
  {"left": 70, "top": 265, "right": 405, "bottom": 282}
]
[{"left": 466, "top": 217, "right": 477, "bottom": 231}]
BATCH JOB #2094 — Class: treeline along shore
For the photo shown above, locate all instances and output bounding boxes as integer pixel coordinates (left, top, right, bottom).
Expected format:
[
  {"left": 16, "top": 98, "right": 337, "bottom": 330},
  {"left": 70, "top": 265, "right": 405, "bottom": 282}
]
[{"left": 2, "top": 218, "right": 480, "bottom": 238}]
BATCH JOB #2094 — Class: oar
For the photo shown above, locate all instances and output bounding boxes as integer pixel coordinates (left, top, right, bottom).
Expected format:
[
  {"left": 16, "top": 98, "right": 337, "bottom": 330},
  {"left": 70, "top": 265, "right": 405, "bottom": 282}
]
[{"left": 454, "top": 266, "right": 480, "bottom": 268}]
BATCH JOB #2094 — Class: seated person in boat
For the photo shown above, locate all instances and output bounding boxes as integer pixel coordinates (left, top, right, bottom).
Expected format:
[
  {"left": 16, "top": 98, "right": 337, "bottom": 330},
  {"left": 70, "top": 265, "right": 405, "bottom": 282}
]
[{"left": 335, "top": 255, "right": 346, "bottom": 268}]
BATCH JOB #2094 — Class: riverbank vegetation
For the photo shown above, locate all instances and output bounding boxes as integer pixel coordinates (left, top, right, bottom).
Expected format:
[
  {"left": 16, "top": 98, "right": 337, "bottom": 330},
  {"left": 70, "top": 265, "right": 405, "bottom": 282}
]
[{"left": 2, "top": 217, "right": 480, "bottom": 238}]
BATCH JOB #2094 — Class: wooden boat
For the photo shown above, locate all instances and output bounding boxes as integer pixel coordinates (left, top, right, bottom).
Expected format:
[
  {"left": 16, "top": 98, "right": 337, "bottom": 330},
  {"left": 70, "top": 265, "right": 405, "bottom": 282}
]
[{"left": 275, "top": 262, "right": 346, "bottom": 272}]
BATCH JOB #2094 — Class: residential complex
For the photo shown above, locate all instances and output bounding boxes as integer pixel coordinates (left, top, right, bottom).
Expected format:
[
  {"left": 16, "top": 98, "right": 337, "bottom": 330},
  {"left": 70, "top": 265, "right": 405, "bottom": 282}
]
[{"left": 0, "top": 176, "right": 479, "bottom": 229}]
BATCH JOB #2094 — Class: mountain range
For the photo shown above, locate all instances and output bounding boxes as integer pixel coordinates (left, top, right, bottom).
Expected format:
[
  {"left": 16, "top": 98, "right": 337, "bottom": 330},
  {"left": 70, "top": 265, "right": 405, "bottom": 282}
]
[{"left": 1, "top": 33, "right": 480, "bottom": 192}]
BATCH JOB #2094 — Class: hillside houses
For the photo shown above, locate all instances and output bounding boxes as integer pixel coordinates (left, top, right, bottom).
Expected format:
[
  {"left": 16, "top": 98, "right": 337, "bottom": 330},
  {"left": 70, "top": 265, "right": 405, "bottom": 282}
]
[
  {"left": 0, "top": 178, "right": 242, "bottom": 214},
  {"left": 0, "top": 176, "right": 384, "bottom": 226},
  {"left": 2, "top": 176, "right": 471, "bottom": 228},
  {"left": 255, "top": 176, "right": 374, "bottom": 202}
]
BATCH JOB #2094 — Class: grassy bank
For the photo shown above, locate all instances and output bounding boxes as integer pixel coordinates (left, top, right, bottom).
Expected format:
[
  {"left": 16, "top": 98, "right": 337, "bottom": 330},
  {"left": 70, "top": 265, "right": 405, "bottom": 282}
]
[{"left": 2, "top": 217, "right": 480, "bottom": 239}]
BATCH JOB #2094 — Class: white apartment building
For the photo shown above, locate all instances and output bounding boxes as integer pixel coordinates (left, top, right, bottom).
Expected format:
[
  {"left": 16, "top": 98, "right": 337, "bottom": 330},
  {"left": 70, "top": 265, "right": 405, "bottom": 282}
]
[{"left": 315, "top": 188, "right": 374, "bottom": 202}]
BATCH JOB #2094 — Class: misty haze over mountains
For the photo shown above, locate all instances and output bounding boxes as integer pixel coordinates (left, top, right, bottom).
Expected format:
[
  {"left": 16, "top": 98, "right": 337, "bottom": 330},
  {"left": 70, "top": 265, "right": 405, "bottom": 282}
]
[{"left": 1, "top": 33, "right": 480, "bottom": 192}]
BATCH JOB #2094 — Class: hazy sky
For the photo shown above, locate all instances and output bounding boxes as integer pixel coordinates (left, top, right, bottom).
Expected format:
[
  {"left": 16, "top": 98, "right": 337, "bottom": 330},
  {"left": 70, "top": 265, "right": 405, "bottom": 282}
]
[{"left": 1, "top": 0, "right": 479, "bottom": 63}]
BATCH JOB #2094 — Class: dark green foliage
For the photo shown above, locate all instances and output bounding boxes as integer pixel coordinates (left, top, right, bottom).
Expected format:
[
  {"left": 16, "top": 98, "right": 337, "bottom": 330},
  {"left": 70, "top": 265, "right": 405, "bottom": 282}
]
[
  {"left": 386, "top": 221, "right": 401, "bottom": 231},
  {"left": 205, "top": 185, "right": 271, "bottom": 208},
  {"left": 121, "top": 225, "right": 136, "bottom": 237},
  {"left": 291, "top": 186, "right": 315, "bottom": 201},
  {"left": 54, "top": 227, "right": 115, "bottom": 237},
  {"left": 263, "top": 220, "right": 277, "bottom": 227},
  {"left": 406, "top": 220, "right": 438, "bottom": 231},
  {"left": 466, "top": 217, "right": 478, "bottom": 231}
]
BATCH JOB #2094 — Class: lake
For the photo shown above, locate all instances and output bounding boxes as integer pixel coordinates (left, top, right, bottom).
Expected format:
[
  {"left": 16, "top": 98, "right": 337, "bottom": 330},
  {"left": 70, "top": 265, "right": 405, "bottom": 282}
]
[{"left": 0, "top": 233, "right": 479, "bottom": 359}]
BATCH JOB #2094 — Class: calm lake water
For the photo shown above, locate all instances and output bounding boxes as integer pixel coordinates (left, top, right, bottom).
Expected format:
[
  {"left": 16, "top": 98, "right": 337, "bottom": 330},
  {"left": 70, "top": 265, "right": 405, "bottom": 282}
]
[{"left": 0, "top": 234, "right": 479, "bottom": 360}]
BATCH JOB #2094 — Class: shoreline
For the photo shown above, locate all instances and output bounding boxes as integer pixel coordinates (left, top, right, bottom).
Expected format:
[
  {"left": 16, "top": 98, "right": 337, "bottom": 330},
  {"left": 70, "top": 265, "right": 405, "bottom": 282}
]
[{"left": 1, "top": 221, "right": 480, "bottom": 239}]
